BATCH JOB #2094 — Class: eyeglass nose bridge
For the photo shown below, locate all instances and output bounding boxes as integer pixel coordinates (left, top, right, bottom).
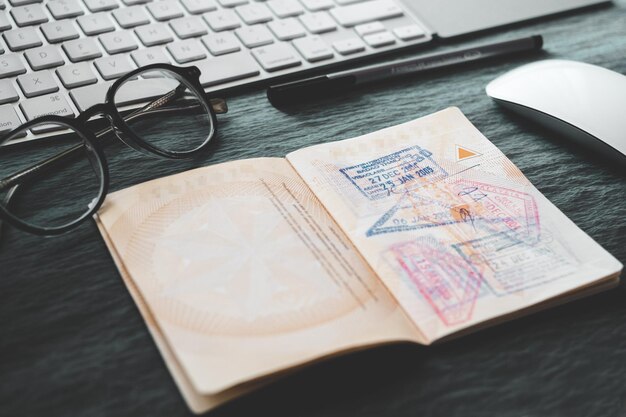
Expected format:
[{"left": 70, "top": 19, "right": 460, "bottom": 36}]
[
  {"left": 102, "top": 111, "right": 151, "bottom": 156},
  {"left": 73, "top": 103, "right": 141, "bottom": 153},
  {"left": 75, "top": 103, "right": 117, "bottom": 136},
  {"left": 186, "top": 65, "right": 201, "bottom": 78}
]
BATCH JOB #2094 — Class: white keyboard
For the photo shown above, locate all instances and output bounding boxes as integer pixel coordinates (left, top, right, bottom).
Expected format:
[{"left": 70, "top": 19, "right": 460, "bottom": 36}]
[{"left": 0, "top": 0, "right": 431, "bottom": 145}]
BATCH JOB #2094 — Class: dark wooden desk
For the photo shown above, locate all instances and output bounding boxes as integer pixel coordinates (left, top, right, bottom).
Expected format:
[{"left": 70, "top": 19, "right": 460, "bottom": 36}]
[{"left": 2, "top": 3, "right": 625, "bottom": 416}]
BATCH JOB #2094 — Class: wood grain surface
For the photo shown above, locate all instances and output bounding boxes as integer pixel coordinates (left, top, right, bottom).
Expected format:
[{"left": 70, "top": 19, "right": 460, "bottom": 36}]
[{"left": 1, "top": 2, "right": 626, "bottom": 416}]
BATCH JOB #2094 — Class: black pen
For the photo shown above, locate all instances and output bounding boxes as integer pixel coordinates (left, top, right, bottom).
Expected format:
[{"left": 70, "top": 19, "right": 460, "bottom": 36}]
[{"left": 267, "top": 35, "right": 543, "bottom": 107}]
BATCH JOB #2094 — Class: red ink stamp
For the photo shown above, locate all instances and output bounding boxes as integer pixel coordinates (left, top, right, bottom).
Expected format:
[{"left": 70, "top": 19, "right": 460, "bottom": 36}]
[
  {"left": 391, "top": 237, "right": 483, "bottom": 326},
  {"left": 453, "top": 180, "right": 540, "bottom": 242}
]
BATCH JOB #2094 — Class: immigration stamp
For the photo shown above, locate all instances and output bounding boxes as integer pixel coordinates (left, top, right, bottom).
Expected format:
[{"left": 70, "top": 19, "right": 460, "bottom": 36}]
[
  {"left": 452, "top": 179, "right": 541, "bottom": 243},
  {"left": 367, "top": 190, "right": 457, "bottom": 236},
  {"left": 391, "top": 237, "right": 483, "bottom": 326},
  {"left": 367, "top": 179, "right": 540, "bottom": 240},
  {"left": 452, "top": 231, "right": 578, "bottom": 295},
  {"left": 340, "top": 145, "right": 448, "bottom": 201}
]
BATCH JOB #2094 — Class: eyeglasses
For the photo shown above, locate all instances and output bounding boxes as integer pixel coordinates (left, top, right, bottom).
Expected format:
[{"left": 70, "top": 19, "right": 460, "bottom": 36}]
[{"left": 0, "top": 63, "right": 227, "bottom": 239}]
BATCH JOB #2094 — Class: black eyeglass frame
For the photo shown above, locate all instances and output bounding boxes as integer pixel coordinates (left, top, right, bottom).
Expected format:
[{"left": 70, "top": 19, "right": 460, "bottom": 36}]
[{"left": 0, "top": 63, "right": 220, "bottom": 237}]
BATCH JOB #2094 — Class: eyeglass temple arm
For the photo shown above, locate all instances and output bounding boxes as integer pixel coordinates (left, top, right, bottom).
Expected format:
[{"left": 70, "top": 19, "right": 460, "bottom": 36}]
[{"left": 0, "top": 92, "right": 227, "bottom": 193}]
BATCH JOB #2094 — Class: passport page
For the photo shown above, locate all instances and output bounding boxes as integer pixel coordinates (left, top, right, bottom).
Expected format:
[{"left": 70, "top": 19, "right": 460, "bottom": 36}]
[
  {"left": 95, "top": 157, "right": 422, "bottom": 409},
  {"left": 97, "top": 218, "right": 275, "bottom": 414},
  {"left": 287, "top": 107, "right": 622, "bottom": 342}
]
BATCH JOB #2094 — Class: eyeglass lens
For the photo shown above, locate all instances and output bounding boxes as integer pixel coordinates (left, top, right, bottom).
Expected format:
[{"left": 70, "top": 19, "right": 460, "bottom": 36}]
[
  {"left": 0, "top": 122, "right": 104, "bottom": 231},
  {"left": 114, "top": 68, "right": 214, "bottom": 154}
]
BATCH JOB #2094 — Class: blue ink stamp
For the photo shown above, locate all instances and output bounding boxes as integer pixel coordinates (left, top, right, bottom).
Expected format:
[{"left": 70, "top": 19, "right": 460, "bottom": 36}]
[
  {"left": 366, "top": 179, "right": 541, "bottom": 238},
  {"left": 451, "top": 231, "right": 576, "bottom": 295},
  {"left": 367, "top": 191, "right": 457, "bottom": 237},
  {"left": 340, "top": 145, "right": 448, "bottom": 201}
]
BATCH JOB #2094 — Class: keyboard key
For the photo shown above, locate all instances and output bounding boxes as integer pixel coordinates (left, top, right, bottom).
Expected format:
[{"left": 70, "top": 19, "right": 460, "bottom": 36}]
[
  {"left": 56, "top": 62, "right": 97, "bottom": 87},
  {"left": 332, "top": 37, "right": 364, "bottom": 55},
  {"left": 217, "top": 0, "right": 247, "bottom": 7},
  {"left": 132, "top": 65, "right": 174, "bottom": 77},
  {"left": 41, "top": 21, "right": 79, "bottom": 43},
  {"left": 31, "top": 122, "right": 70, "bottom": 133},
  {"left": 24, "top": 45, "right": 64, "bottom": 69},
  {"left": 99, "top": 30, "right": 138, "bottom": 54},
  {"left": 83, "top": 0, "right": 118, "bottom": 12},
  {"left": 77, "top": 13, "right": 115, "bottom": 35},
  {"left": 330, "top": 0, "right": 402, "bottom": 27},
  {"left": 147, "top": 0, "right": 184, "bottom": 21},
  {"left": 335, "top": 0, "right": 363, "bottom": 4},
  {"left": 300, "top": 0, "right": 333, "bottom": 11},
  {"left": 71, "top": 78, "right": 182, "bottom": 111},
  {"left": 267, "top": 0, "right": 303, "bottom": 17},
  {"left": 0, "top": 54, "right": 26, "bottom": 78},
  {"left": 0, "top": 11, "right": 12, "bottom": 30},
  {"left": 299, "top": 11, "right": 335, "bottom": 34},
  {"left": 20, "top": 93, "right": 75, "bottom": 129},
  {"left": 235, "top": 3, "right": 272, "bottom": 24},
  {"left": 201, "top": 32, "right": 239, "bottom": 55},
  {"left": 63, "top": 37, "right": 102, "bottom": 61},
  {"left": 0, "top": 104, "right": 23, "bottom": 135},
  {"left": 9, "top": 0, "right": 42, "bottom": 7},
  {"left": 94, "top": 55, "right": 135, "bottom": 79},
  {"left": 166, "top": 39, "right": 206, "bottom": 63},
  {"left": 17, "top": 70, "right": 59, "bottom": 97},
  {"left": 203, "top": 9, "right": 240, "bottom": 31},
  {"left": 0, "top": 79, "right": 19, "bottom": 104},
  {"left": 268, "top": 17, "right": 305, "bottom": 40},
  {"left": 8, "top": 0, "right": 40, "bottom": 5},
  {"left": 235, "top": 25, "right": 273, "bottom": 48},
  {"left": 71, "top": 81, "right": 108, "bottom": 110},
  {"left": 362, "top": 30, "right": 393, "bottom": 47},
  {"left": 251, "top": 42, "right": 300, "bottom": 71},
  {"left": 113, "top": 6, "right": 150, "bottom": 28},
  {"left": 3, "top": 27, "right": 42, "bottom": 51},
  {"left": 181, "top": 0, "right": 216, "bottom": 14},
  {"left": 293, "top": 35, "right": 332, "bottom": 61},
  {"left": 393, "top": 24, "right": 424, "bottom": 41},
  {"left": 195, "top": 51, "right": 259, "bottom": 86},
  {"left": 11, "top": 4, "right": 48, "bottom": 27},
  {"left": 354, "top": 21, "right": 383, "bottom": 36},
  {"left": 135, "top": 23, "right": 173, "bottom": 45},
  {"left": 131, "top": 46, "right": 170, "bottom": 66},
  {"left": 121, "top": 0, "right": 149, "bottom": 5},
  {"left": 169, "top": 16, "right": 207, "bottom": 38},
  {"left": 47, "top": 0, "right": 84, "bottom": 19}
]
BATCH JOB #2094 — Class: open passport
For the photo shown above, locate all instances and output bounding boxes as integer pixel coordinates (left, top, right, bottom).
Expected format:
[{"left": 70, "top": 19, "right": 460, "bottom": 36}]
[{"left": 96, "top": 108, "right": 622, "bottom": 413}]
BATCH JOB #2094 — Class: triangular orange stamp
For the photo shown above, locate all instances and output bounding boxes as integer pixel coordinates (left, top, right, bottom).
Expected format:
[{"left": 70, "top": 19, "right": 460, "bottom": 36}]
[{"left": 455, "top": 145, "right": 482, "bottom": 162}]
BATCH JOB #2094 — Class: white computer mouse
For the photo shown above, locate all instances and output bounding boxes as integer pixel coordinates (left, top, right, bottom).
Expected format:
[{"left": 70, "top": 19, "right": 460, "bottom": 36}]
[{"left": 486, "top": 59, "right": 626, "bottom": 164}]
